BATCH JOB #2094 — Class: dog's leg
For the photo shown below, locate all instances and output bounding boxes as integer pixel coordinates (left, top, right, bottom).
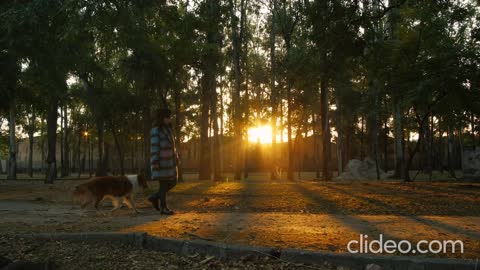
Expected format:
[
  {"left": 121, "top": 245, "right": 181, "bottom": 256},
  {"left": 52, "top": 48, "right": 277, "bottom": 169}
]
[
  {"left": 123, "top": 195, "right": 139, "bottom": 214},
  {"left": 110, "top": 197, "right": 121, "bottom": 212},
  {"left": 94, "top": 196, "right": 108, "bottom": 216},
  {"left": 77, "top": 196, "right": 93, "bottom": 217}
]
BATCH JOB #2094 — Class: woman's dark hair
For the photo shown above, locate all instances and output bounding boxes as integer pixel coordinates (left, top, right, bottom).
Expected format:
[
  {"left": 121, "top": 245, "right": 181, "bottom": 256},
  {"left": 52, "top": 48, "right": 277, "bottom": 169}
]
[{"left": 154, "top": 108, "right": 172, "bottom": 127}]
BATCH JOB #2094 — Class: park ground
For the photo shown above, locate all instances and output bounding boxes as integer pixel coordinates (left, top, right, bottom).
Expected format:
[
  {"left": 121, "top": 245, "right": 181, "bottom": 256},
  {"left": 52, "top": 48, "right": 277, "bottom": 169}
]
[{"left": 0, "top": 173, "right": 479, "bottom": 260}]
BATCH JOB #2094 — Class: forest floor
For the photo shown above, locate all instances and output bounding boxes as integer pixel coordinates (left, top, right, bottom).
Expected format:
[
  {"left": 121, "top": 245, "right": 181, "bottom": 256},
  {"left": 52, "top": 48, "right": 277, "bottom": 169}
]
[
  {"left": 0, "top": 235, "right": 330, "bottom": 270},
  {"left": 0, "top": 177, "right": 479, "bottom": 260}
]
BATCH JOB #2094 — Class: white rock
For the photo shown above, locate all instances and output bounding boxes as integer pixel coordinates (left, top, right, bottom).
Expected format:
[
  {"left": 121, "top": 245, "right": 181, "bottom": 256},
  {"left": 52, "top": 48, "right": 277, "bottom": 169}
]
[
  {"left": 462, "top": 147, "right": 480, "bottom": 181},
  {"left": 335, "top": 158, "right": 393, "bottom": 181}
]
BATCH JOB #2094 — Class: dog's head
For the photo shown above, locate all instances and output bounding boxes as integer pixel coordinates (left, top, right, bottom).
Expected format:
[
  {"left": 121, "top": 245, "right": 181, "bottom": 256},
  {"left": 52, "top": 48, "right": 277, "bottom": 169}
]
[{"left": 137, "top": 173, "right": 148, "bottom": 189}]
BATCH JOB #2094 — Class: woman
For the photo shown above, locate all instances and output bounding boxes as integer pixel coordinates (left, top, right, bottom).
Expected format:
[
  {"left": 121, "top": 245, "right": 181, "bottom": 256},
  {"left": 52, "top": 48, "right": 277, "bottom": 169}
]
[{"left": 148, "top": 108, "right": 178, "bottom": 215}]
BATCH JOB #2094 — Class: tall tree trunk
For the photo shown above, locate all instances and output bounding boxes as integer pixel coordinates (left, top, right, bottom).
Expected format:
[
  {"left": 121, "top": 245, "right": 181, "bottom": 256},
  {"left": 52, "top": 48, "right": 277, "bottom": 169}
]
[
  {"left": 447, "top": 125, "right": 455, "bottom": 178},
  {"left": 111, "top": 122, "right": 125, "bottom": 175},
  {"left": 174, "top": 88, "right": 184, "bottom": 182},
  {"left": 459, "top": 128, "right": 464, "bottom": 174},
  {"left": 45, "top": 97, "right": 59, "bottom": 184},
  {"left": 393, "top": 100, "right": 405, "bottom": 179},
  {"left": 335, "top": 98, "right": 343, "bottom": 175},
  {"left": 360, "top": 116, "right": 365, "bottom": 160},
  {"left": 28, "top": 110, "right": 36, "bottom": 178},
  {"left": 60, "top": 108, "right": 64, "bottom": 177},
  {"left": 287, "top": 76, "right": 294, "bottom": 181},
  {"left": 242, "top": 0, "right": 249, "bottom": 180},
  {"left": 383, "top": 121, "right": 388, "bottom": 170},
  {"left": 142, "top": 104, "right": 151, "bottom": 178},
  {"left": 95, "top": 117, "right": 107, "bottom": 176},
  {"left": 320, "top": 77, "right": 331, "bottom": 181},
  {"left": 229, "top": 0, "right": 245, "bottom": 180},
  {"left": 89, "top": 136, "right": 93, "bottom": 177},
  {"left": 280, "top": 102, "right": 284, "bottom": 146},
  {"left": 101, "top": 143, "right": 110, "bottom": 175},
  {"left": 199, "top": 0, "right": 221, "bottom": 180},
  {"left": 425, "top": 113, "right": 433, "bottom": 180},
  {"left": 219, "top": 78, "right": 225, "bottom": 178},
  {"left": 61, "top": 105, "right": 70, "bottom": 177},
  {"left": 80, "top": 76, "right": 108, "bottom": 177},
  {"left": 404, "top": 112, "right": 428, "bottom": 182},
  {"left": 7, "top": 105, "right": 17, "bottom": 180},
  {"left": 269, "top": 0, "right": 277, "bottom": 180},
  {"left": 370, "top": 85, "right": 380, "bottom": 180},
  {"left": 471, "top": 112, "right": 475, "bottom": 145},
  {"left": 211, "top": 86, "right": 222, "bottom": 181},
  {"left": 313, "top": 112, "right": 320, "bottom": 178},
  {"left": 199, "top": 65, "right": 212, "bottom": 180},
  {"left": 40, "top": 118, "right": 45, "bottom": 174},
  {"left": 77, "top": 128, "right": 82, "bottom": 178}
]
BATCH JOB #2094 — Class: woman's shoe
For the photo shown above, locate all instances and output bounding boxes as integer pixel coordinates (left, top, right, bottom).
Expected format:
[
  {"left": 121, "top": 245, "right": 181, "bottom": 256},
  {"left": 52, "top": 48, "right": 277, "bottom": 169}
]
[
  {"left": 160, "top": 207, "right": 174, "bottom": 215},
  {"left": 148, "top": 197, "right": 160, "bottom": 211}
]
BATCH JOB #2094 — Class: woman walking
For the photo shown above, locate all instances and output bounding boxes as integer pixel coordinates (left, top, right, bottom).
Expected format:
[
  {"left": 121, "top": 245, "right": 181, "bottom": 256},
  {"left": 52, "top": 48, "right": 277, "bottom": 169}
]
[{"left": 148, "top": 108, "right": 178, "bottom": 215}]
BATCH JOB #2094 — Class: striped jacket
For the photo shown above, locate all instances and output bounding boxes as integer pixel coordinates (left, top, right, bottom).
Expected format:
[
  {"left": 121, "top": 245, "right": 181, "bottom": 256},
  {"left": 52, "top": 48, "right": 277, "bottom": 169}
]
[{"left": 150, "top": 125, "right": 178, "bottom": 181}]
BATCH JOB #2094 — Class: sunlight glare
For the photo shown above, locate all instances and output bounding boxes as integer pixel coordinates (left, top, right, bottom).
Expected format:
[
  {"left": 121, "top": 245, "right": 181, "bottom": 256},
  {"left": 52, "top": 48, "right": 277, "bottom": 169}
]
[{"left": 248, "top": 125, "right": 274, "bottom": 144}]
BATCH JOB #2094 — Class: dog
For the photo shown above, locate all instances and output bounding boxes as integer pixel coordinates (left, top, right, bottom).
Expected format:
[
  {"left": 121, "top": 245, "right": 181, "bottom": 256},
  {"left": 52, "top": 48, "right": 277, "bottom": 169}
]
[{"left": 73, "top": 174, "right": 147, "bottom": 214}]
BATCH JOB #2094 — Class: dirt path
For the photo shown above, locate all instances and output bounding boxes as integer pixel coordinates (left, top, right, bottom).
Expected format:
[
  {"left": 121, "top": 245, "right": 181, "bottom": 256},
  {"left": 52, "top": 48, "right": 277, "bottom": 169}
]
[{"left": 1, "top": 180, "right": 479, "bottom": 259}]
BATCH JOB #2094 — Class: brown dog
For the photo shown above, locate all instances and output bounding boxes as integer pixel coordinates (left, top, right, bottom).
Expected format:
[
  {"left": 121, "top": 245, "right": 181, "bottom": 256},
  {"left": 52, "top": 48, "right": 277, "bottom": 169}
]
[{"left": 73, "top": 174, "right": 147, "bottom": 213}]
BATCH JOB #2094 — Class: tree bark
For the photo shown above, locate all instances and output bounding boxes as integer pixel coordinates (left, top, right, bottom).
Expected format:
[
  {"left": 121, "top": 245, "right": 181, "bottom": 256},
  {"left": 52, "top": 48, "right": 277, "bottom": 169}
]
[
  {"left": 7, "top": 105, "right": 17, "bottom": 180},
  {"left": 313, "top": 112, "right": 320, "bottom": 178},
  {"left": 269, "top": 0, "right": 277, "bottom": 180},
  {"left": 229, "top": 0, "right": 245, "bottom": 180},
  {"left": 28, "top": 109, "right": 36, "bottom": 178},
  {"left": 344, "top": 119, "right": 353, "bottom": 167},
  {"left": 393, "top": 100, "right": 405, "bottom": 179},
  {"left": 371, "top": 85, "right": 380, "bottom": 180},
  {"left": 241, "top": 0, "right": 249, "bottom": 180},
  {"left": 142, "top": 104, "right": 151, "bottom": 178},
  {"left": 61, "top": 105, "right": 70, "bottom": 177},
  {"left": 360, "top": 116, "right": 365, "bottom": 160},
  {"left": 320, "top": 77, "right": 331, "bottom": 181},
  {"left": 425, "top": 113, "right": 433, "bottom": 180},
  {"left": 199, "top": 0, "right": 221, "bottom": 180},
  {"left": 199, "top": 64, "right": 211, "bottom": 179},
  {"left": 40, "top": 118, "right": 45, "bottom": 173},
  {"left": 404, "top": 111, "right": 429, "bottom": 182},
  {"left": 77, "top": 128, "right": 82, "bottom": 178},
  {"left": 45, "top": 97, "right": 59, "bottom": 184},
  {"left": 219, "top": 77, "right": 225, "bottom": 178},
  {"left": 287, "top": 75, "right": 294, "bottom": 181},
  {"left": 174, "top": 87, "right": 184, "bottom": 182},
  {"left": 447, "top": 125, "right": 455, "bottom": 178},
  {"left": 335, "top": 98, "right": 343, "bottom": 175},
  {"left": 211, "top": 83, "right": 222, "bottom": 181},
  {"left": 471, "top": 112, "right": 475, "bottom": 145},
  {"left": 383, "top": 121, "right": 388, "bottom": 170},
  {"left": 95, "top": 117, "right": 107, "bottom": 176},
  {"left": 111, "top": 122, "right": 125, "bottom": 175},
  {"left": 60, "top": 108, "right": 64, "bottom": 177}
]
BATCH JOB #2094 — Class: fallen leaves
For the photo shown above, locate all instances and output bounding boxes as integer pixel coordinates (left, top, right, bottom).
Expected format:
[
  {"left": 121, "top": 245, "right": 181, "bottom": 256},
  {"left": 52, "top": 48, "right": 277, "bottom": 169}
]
[{"left": 0, "top": 235, "right": 333, "bottom": 270}]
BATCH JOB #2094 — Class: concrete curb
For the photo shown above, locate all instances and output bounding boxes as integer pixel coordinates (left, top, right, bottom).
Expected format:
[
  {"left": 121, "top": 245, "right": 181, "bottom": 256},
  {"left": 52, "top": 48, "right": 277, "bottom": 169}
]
[{"left": 15, "top": 232, "right": 478, "bottom": 270}]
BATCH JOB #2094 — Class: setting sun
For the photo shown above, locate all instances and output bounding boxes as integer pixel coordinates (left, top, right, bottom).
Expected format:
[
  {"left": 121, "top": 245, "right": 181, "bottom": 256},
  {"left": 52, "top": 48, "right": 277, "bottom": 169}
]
[
  {"left": 248, "top": 124, "right": 291, "bottom": 143},
  {"left": 248, "top": 125, "right": 274, "bottom": 144}
]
